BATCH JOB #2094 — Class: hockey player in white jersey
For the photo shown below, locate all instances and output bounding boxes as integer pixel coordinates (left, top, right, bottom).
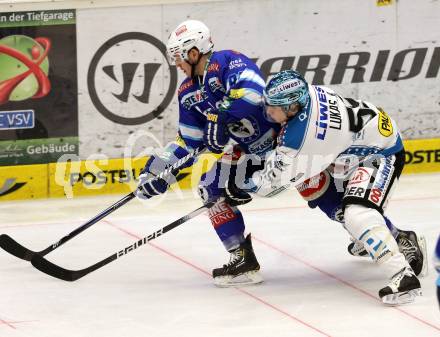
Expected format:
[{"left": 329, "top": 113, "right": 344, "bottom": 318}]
[{"left": 244, "top": 70, "right": 424, "bottom": 305}]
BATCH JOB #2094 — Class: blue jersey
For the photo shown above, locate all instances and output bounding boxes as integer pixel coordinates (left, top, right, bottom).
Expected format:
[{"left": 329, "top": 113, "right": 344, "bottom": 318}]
[
  {"left": 171, "top": 50, "right": 279, "bottom": 157},
  {"left": 435, "top": 235, "right": 440, "bottom": 286}
]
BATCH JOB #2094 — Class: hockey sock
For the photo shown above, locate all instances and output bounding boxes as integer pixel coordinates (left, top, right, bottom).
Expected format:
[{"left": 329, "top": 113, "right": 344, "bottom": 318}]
[{"left": 208, "top": 200, "right": 245, "bottom": 251}]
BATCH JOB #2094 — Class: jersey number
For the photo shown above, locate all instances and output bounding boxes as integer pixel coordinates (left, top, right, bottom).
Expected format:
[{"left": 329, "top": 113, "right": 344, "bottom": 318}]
[{"left": 344, "top": 97, "right": 376, "bottom": 133}]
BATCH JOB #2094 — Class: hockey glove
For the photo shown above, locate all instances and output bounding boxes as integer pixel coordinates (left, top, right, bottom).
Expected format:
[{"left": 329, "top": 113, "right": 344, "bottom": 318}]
[
  {"left": 136, "top": 155, "right": 173, "bottom": 200},
  {"left": 204, "top": 110, "right": 230, "bottom": 154},
  {"left": 136, "top": 174, "right": 169, "bottom": 200},
  {"left": 224, "top": 179, "right": 252, "bottom": 206}
]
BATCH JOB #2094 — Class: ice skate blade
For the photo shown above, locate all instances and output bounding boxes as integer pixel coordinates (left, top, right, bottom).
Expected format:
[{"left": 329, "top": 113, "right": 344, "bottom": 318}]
[
  {"left": 381, "top": 288, "right": 422, "bottom": 306},
  {"left": 417, "top": 235, "right": 428, "bottom": 277},
  {"left": 213, "top": 271, "right": 263, "bottom": 288}
]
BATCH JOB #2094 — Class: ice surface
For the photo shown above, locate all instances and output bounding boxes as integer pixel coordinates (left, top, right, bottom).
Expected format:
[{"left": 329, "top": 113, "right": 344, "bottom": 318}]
[{"left": 0, "top": 173, "right": 439, "bottom": 337}]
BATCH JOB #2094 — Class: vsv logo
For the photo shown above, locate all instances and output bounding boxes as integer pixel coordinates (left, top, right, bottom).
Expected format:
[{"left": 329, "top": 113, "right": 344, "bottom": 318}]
[
  {"left": 88, "top": 32, "right": 177, "bottom": 125},
  {"left": 0, "top": 110, "right": 34, "bottom": 130}
]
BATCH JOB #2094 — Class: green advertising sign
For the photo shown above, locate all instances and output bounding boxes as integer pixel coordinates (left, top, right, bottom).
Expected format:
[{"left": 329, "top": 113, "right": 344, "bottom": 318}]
[
  {"left": 0, "top": 10, "right": 76, "bottom": 28},
  {"left": 0, "top": 9, "right": 78, "bottom": 166},
  {"left": 0, "top": 137, "right": 78, "bottom": 165}
]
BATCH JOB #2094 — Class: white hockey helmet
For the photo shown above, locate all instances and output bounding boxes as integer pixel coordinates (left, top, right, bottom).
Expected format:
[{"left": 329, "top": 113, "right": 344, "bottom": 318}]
[{"left": 166, "top": 19, "right": 214, "bottom": 64}]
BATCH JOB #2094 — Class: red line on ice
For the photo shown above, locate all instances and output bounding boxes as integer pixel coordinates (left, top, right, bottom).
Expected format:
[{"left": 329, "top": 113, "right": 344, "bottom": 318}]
[
  {"left": 105, "top": 220, "right": 332, "bottom": 337},
  {"left": 0, "top": 318, "right": 16, "bottom": 329},
  {"left": 1, "top": 194, "right": 439, "bottom": 230},
  {"left": 253, "top": 236, "right": 440, "bottom": 333}
]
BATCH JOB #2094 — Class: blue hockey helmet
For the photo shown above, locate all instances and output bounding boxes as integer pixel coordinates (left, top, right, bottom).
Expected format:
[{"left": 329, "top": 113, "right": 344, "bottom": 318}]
[{"left": 264, "top": 70, "right": 310, "bottom": 108}]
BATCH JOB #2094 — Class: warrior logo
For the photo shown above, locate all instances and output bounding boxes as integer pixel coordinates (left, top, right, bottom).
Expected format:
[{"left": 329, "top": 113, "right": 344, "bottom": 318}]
[{"left": 88, "top": 32, "right": 177, "bottom": 125}]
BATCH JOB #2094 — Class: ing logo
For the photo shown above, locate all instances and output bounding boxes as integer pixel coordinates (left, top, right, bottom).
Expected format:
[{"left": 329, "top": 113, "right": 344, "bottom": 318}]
[
  {"left": 88, "top": 32, "right": 177, "bottom": 125},
  {"left": 0, "top": 35, "right": 51, "bottom": 105}
]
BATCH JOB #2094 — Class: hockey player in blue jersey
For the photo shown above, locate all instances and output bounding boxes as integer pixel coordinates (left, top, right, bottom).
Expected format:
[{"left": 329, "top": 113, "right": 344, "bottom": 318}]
[
  {"left": 136, "top": 19, "right": 280, "bottom": 286},
  {"left": 246, "top": 70, "right": 426, "bottom": 304},
  {"left": 435, "top": 235, "right": 440, "bottom": 307}
]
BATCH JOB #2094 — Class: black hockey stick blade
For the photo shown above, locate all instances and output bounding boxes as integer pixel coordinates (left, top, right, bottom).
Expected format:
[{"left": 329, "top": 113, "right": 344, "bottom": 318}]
[
  {"left": 31, "top": 201, "right": 215, "bottom": 281},
  {"left": 31, "top": 253, "right": 115, "bottom": 281},
  {"left": 0, "top": 192, "right": 136, "bottom": 262},
  {"left": 0, "top": 234, "right": 40, "bottom": 261}
]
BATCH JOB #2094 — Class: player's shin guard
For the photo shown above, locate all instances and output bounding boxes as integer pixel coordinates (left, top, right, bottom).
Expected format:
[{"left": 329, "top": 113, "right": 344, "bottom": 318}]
[
  {"left": 347, "top": 226, "right": 427, "bottom": 277},
  {"left": 344, "top": 204, "right": 421, "bottom": 304},
  {"left": 347, "top": 238, "right": 369, "bottom": 257}
]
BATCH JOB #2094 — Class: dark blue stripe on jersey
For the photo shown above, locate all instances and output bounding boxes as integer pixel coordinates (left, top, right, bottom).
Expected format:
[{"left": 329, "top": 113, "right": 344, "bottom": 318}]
[
  {"left": 279, "top": 101, "right": 312, "bottom": 151},
  {"left": 380, "top": 135, "right": 404, "bottom": 156}
]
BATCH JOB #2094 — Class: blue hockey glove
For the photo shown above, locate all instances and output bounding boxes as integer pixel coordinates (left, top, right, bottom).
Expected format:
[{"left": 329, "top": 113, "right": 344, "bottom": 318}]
[
  {"left": 136, "top": 174, "right": 169, "bottom": 200},
  {"left": 204, "top": 110, "right": 230, "bottom": 154},
  {"left": 136, "top": 155, "right": 173, "bottom": 200}
]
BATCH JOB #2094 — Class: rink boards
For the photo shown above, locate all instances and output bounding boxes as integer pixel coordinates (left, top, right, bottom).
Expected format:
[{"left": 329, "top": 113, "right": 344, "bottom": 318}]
[
  {"left": 0, "top": 152, "right": 220, "bottom": 200},
  {"left": 0, "top": 138, "right": 439, "bottom": 201}
]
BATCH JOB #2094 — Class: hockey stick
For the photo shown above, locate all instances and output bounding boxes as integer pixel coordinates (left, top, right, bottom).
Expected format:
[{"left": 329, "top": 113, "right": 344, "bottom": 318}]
[
  {"left": 0, "top": 192, "right": 135, "bottom": 261},
  {"left": 31, "top": 200, "right": 216, "bottom": 281},
  {"left": 0, "top": 146, "right": 206, "bottom": 261}
]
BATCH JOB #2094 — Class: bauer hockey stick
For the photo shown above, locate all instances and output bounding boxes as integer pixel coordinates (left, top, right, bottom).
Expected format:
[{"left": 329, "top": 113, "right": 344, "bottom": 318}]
[
  {"left": 31, "top": 200, "right": 216, "bottom": 281},
  {"left": 0, "top": 146, "right": 206, "bottom": 261}
]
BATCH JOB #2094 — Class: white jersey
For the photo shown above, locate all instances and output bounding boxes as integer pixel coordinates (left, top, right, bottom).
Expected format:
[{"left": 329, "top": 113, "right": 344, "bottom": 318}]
[{"left": 251, "top": 84, "right": 403, "bottom": 197}]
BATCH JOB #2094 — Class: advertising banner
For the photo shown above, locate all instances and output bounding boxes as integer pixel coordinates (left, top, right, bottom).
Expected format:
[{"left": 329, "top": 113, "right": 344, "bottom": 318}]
[
  {"left": 403, "top": 138, "right": 440, "bottom": 174},
  {"left": 0, "top": 9, "right": 78, "bottom": 165},
  {"left": 47, "top": 153, "right": 219, "bottom": 198},
  {"left": 0, "top": 163, "right": 48, "bottom": 200},
  {"left": 77, "top": 5, "right": 176, "bottom": 160},
  {"left": 1, "top": 140, "right": 437, "bottom": 202},
  {"left": 49, "top": 157, "right": 145, "bottom": 198},
  {"left": 77, "top": 0, "right": 439, "bottom": 160}
]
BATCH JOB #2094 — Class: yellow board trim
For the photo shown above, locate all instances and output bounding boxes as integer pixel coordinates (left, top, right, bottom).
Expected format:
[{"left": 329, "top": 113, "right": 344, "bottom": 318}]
[
  {"left": 1, "top": 138, "right": 439, "bottom": 201},
  {"left": 0, "top": 164, "right": 48, "bottom": 200},
  {"left": 377, "top": 0, "right": 393, "bottom": 6},
  {"left": 402, "top": 138, "right": 440, "bottom": 174}
]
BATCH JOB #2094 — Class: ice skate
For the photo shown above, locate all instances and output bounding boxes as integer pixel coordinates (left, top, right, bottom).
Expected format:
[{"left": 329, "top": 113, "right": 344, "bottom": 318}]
[
  {"left": 213, "top": 234, "right": 263, "bottom": 287},
  {"left": 348, "top": 229, "right": 428, "bottom": 277},
  {"left": 347, "top": 238, "right": 368, "bottom": 257},
  {"left": 396, "top": 230, "right": 427, "bottom": 277},
  {"left": 379, "top": 267, "right": 422, "bottom": 305}
]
